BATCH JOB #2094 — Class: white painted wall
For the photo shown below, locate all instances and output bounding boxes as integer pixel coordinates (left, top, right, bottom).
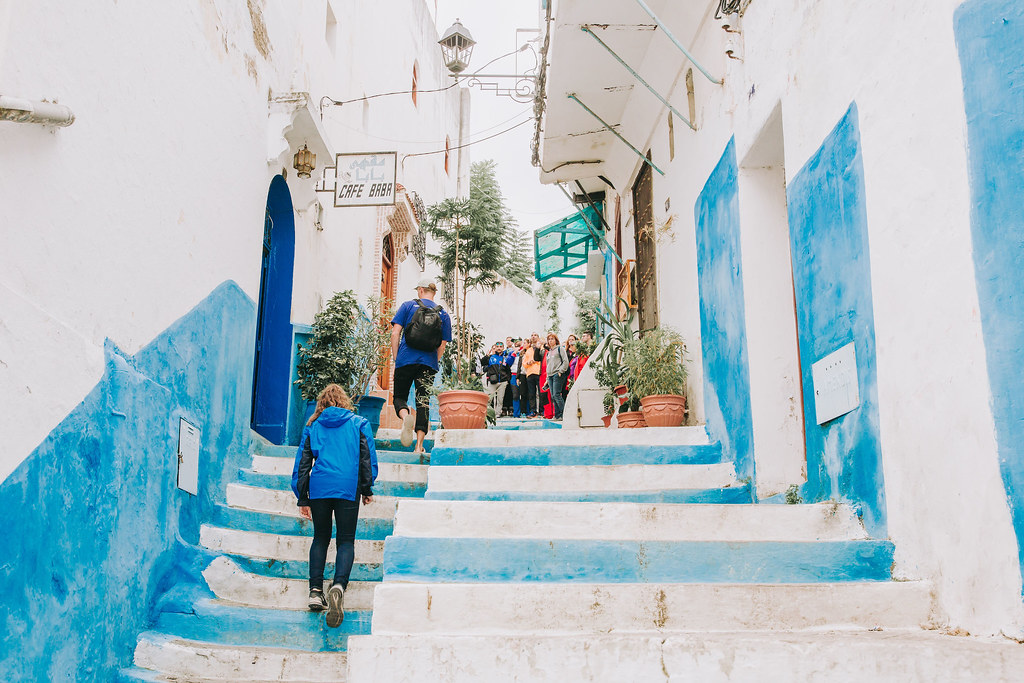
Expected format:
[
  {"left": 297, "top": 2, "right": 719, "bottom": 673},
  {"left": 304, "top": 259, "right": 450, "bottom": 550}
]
[
  {"left": 542, "top": 0, "right": 1024, "bottom": 634},
  {"left": 0, "top": 0, "right": 461, "bottom": 479},
  {"left": 460, "top": 280, "right": 549, "bottom": 352}
]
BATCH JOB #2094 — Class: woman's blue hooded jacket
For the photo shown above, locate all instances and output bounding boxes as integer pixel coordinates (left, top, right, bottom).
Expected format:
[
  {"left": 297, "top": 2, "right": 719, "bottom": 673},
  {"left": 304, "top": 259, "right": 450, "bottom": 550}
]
[{"left": 291, "top": 407, "right": 378, "bottom": 505}]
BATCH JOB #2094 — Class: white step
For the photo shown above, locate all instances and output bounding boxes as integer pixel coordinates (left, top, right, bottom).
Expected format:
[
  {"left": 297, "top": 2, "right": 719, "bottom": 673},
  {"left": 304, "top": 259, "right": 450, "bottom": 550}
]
[
  {"left": 134, "top": 632, "right": 346, "bottom": 681},
  {"left": 200, "top": 525, "right": 384, "bottom": 564},
  {"left": 435, "top": 424, "right": 710, "bottom": 448},
  {"left": 251, "top": 456, "right": 428, "bottom": 483},
  {"left": 370, "top": 582, "right": 937, "bottom": 635},
  {"left": 347, "top": 631, "right": 1024, "bottom": 682},
  {"left": 225, "top": 483, "right": 399, "bottom": 520},
  {"left": 393, "top": 500, "right": 868, "bottom": 541},
  {"left": 427, "top": 463, "right": 737, "bottom": 493},
  {"left": 202, "top": 556, "right": 377, "bottom": 610}
]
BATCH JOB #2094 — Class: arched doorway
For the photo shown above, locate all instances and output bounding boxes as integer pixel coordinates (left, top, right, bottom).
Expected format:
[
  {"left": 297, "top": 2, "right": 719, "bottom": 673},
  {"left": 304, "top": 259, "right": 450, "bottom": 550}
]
[{"left": 251, "top": 175, "right": 296, "bottom": 444}]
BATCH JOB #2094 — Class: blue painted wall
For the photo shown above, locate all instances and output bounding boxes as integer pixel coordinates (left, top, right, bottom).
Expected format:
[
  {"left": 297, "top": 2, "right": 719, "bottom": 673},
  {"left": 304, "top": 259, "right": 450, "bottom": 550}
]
[
  {"left": 253, "top": 176, "right": 296, "bottom": 444},
  {"left": 955, "top": 0, "right": 1024, "bottom": 591},
  {"left": 787, "top": 104, "right": 886, "bottom": 537},
  {"left": 694, "top": 139, "right": 756, "bottom": 484},
  {"left": 0, "top": 282, "right": 256, "bottom": 680}
]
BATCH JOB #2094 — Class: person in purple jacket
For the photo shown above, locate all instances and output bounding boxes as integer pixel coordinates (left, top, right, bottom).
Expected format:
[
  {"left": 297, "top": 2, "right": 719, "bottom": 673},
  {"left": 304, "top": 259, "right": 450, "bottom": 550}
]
[{"left": 291, "top": 383, "right": 378, "bottom": 627}]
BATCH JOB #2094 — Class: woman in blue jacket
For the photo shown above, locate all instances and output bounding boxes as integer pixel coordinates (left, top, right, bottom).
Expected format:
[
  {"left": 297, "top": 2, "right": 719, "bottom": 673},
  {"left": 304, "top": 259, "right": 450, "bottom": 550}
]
[{"left": 291, "top": 384, "right": 378, "bottom": 627}]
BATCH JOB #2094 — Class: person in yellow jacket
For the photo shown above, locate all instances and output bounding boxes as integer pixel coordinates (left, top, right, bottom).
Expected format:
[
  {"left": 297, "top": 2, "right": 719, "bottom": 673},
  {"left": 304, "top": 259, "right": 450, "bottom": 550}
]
[{"left": 521, "top": 333, "right": 543, "bottom": 417}]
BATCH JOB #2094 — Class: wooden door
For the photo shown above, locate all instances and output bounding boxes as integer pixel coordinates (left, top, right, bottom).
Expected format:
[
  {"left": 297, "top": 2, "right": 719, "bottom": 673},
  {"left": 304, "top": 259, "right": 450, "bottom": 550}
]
[
  {"left": 379, "top": 234, "right": 395, "bottom": 390},
  {"left": 632, "top": 158, "right": 659, "bottom": 331}
]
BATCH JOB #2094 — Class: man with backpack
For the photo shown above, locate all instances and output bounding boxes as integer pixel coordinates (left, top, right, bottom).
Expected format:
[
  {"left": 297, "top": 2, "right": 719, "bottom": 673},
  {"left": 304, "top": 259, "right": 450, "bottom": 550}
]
[{"left": 390, "top": 277, "right": 451, "bottom": 454}]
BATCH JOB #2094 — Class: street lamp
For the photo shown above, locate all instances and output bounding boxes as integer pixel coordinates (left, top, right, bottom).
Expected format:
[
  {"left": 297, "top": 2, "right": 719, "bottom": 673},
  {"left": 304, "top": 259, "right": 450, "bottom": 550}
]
[
  {"left": 438, "top": 20, "right": 538, "bottom": 102},
  {"left": 438, "top": 20, "right": 476, "bottom": 74},
  {"left": 293, "top": 144, "right": 316, "bottom": 179}
]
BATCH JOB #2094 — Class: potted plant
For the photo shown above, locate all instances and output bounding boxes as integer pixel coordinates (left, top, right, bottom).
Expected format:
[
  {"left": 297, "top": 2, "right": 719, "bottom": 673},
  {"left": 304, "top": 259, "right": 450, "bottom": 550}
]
[
  {"left": 431, "top": 357, "right": 490, "bottom": 429},
  {"left": 591, "top": 301, "right": 647, "bottom": 427},
  {"left": 429, "top": 320, "right": 489, "bottom": 429},
  {"left": 295, "top": 291, "right": 394, "bottom": 435},
  {"left": 619, "top": 327, "right": 688, "bottom": 427}
]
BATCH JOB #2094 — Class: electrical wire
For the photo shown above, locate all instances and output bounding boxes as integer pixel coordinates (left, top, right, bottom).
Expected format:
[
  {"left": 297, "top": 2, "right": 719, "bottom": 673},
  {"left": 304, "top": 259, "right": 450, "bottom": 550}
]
[
  {"left": 321, "top": 45, "right": 529, "bottom": 111},
  {"left": 325, "top": 106, "right": 532, "bottom": 146},
  {"left": 402, "top": 116, "right": 533, "bottom": 161}
]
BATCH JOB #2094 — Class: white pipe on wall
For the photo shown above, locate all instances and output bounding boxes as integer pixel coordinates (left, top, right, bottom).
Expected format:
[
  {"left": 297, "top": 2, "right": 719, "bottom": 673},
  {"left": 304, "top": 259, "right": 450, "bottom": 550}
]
[{"left": 0, "top": 95, "right": 75, "bottom": 126}]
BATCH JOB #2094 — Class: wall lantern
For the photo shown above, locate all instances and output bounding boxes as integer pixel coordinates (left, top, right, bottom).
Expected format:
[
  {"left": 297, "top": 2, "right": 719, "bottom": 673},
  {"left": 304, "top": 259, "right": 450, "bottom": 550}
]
[
  {"left": 438, "top": 20, "right": 476, "bottom": 74},
  {"left": 293, "top": 144, "right": 316, "bottom": 179}
]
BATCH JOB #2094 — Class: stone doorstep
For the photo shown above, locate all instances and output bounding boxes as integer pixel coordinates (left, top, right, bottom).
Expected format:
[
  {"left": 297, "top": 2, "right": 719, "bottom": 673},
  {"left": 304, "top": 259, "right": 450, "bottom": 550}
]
[
  {"left": 133, "top": 632, "right": 347, "bottom": 682},
  {"left": 225, "top": 484, "right": 400, "bottom": 520},
  {"left": 251, "top": 455, "right": 428, "bottom": 483},
  {"left": 203, "top": 556, "right": 377, "bottom": 611},
  {"left": 345, "top": 631, "right": 1024, "bottom": 683},
  {"left": 200, "top": 525, "right": 384, "bottom": 564},
  {"left": 435, "top": 424, "right": 710, "bottom": 449},
  {"left": 426, "top": 462, "right": 737, "bottom": 493},
  {"left": 368, "top": 582, "right": 938, "bottom": 635},
  {"left": 392, "top": 500, "right": 868, "bottom": 542}
]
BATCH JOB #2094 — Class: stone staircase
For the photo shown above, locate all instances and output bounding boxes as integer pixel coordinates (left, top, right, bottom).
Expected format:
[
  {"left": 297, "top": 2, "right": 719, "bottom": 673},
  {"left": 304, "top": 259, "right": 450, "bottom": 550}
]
[
  {"left": 119, "top": 433, "right": 431, "bottom": 682},
  {"left": 346, "top": 425, "right": 1024, "bottom": 681}
]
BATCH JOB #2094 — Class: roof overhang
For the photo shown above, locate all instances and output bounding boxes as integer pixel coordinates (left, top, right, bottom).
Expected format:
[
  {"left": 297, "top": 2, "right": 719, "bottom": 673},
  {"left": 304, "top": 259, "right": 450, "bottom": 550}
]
[
  {"left": 537, "top": 0, "right": 718, "bottom": 192},
  {"left": 534, "top": 203, "right": 603, "bottom": 281}
]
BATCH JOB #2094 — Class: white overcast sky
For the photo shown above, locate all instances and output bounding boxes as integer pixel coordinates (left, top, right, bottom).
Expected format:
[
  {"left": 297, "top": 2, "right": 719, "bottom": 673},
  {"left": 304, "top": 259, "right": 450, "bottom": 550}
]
[{"left": 431, "top": 0, "right": 576, "bottom": 235}]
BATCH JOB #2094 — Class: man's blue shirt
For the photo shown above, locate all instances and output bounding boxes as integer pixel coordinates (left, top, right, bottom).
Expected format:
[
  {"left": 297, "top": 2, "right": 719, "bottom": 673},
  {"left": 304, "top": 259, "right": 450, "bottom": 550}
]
[{"left": 391, "top": 298, "right": 452, "bottom": 370}]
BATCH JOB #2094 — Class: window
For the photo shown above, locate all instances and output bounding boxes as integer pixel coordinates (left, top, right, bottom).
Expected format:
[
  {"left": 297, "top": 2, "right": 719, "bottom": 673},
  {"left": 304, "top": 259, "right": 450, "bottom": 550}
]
[
  {"left": 325, "top": 3, "right": 337, "bottom": 55},
  {"left": 444, "top": 136, "right": 451, "bottom": 175},
  {"left": 411, "top": 62, "right": 419, "bottom": 107}
]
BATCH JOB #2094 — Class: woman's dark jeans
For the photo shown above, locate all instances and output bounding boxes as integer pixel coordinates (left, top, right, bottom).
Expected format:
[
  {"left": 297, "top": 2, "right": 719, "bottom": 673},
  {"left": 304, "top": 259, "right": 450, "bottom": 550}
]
[
  {"left": 548, "top": 372, "right": 565, "bottom": 418},
  {"left": 308, "top": 497, "right": 360, "bottom": 590}
]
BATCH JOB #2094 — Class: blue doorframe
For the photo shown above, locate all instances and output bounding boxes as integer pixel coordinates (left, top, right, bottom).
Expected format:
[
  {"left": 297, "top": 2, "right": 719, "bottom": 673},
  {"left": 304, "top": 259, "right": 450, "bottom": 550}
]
[{"left": 252, "top": 175, "right": 296, "bottom": 444}]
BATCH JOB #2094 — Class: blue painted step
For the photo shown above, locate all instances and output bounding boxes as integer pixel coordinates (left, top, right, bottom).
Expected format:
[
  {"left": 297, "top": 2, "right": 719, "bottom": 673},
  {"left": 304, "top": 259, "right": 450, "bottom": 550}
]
[
  {"left": 373, "top": 437, "right": 435, "bottom": 453},
  {"left": 429, "top": 442, "right": 724, "bottom": 467},
  {"left": 209, "top": 504, "right": 393, "bottom": 540},
  {"left": 225, "top": 554, "right": 383, "bottom": 582},
  {"left": 423, "top": 485, "right": 752, "bottom": 504},
  {"left": 254, "top": 439, "right": 433, "bottom": 458},
  {"left": 153, "top": 598, "right": 370, "bottom": 652},
  {"left": 383, "top": 538, "right": 895, "bottom": 584},
  {"left": 236, "top": 469, "right": 427, "bottom": 498}
]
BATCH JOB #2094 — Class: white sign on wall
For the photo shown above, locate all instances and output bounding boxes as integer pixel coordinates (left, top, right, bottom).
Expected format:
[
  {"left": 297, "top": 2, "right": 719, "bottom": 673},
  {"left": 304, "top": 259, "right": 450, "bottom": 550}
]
[
  {"left": 334, "top": 152, "right": 397, "bottom": 207},
  {"left": 811, "top": 342, "right": 860, "bottom": 425},
  {"left": 177, "top": 418, "right": 200, "bottom": 495}
]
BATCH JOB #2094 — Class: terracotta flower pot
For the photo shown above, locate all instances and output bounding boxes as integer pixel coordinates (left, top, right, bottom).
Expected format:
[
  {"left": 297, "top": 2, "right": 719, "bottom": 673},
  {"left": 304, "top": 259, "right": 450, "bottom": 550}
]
[
  {"left": 601, "top": 414, "right": 613, "bottom": 428},
  {"left": 616, "top": 410, "right": 647, "bottom": 428},
  {"left": 437, "top": 390, "right": 489, "bottom": 429},
  {"left": 640, "top": 394, "right": 687, "bottom": 427}
]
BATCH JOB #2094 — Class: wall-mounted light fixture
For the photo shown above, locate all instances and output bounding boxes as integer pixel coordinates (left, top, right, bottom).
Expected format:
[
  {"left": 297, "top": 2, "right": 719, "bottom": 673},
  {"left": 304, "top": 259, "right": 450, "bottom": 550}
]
[
  {"left": 293, "top": 144, "right": 316, "bottom": 179},
  {"left": 438, "top": 20, "right": 476, "bottom": 74},
  {"left": 438, "top": 21, "right": 538, "bottom": 102}
]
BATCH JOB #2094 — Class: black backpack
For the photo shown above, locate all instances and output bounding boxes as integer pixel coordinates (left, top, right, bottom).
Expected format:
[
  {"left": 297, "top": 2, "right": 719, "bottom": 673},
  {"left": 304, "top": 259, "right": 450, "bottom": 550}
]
[{"left": 403, "top": 299, "right": 444, "bottom": 351}]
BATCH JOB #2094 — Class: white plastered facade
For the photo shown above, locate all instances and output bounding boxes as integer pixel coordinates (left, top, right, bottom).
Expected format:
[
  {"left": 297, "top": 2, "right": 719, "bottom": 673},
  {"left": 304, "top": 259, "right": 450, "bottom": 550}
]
[
  {"left": 0, "top": 0, "right": 464, "bottom": 479},
  {"left": 537, "top": 0, "right": 1023, "bottom": 635}
]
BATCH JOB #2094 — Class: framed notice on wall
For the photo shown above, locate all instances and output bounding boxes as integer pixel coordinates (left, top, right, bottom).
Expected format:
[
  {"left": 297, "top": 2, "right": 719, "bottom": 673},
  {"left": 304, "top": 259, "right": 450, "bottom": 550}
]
[{"left": 334, "top": 152, "right": 398, "bottom": 207}]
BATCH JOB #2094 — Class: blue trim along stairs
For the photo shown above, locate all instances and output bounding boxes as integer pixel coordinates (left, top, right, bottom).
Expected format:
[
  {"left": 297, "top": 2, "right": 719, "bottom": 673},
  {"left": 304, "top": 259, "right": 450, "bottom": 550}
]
[{"left": 121, "top": 432, "right": 430, "bottom": 681}]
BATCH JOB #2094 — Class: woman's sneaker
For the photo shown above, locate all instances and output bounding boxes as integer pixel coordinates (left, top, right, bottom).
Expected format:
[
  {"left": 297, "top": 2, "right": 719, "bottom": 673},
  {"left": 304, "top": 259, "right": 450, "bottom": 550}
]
[
  {"left": 325, "top": 584, "right": 345, "bottom": 627},
  {"left": 308, "top": 588, "right": 326, "bottom": 612}
]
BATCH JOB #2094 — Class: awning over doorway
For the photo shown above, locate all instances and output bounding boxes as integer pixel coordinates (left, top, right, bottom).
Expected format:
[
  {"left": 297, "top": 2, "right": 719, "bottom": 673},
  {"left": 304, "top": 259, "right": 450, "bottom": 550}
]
[{"left": 534, "top": 204, "right": 603, "bottom": 281}]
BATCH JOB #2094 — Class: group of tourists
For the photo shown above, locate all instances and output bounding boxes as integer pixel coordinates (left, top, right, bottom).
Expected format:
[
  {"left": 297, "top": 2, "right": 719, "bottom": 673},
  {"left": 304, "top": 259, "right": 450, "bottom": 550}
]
[{"left": 478, "top": 331, "right": 592, "bottom": 421}]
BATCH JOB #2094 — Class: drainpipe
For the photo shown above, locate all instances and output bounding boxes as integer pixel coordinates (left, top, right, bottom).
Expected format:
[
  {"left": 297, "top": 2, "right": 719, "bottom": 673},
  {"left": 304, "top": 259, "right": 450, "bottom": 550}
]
[{"left": 0, "top": 95, "right": 75, "bottom": 126}]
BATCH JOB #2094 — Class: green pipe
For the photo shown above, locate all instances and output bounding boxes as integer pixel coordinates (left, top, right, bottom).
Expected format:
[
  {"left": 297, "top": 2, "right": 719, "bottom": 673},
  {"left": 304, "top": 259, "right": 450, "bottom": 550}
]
[
  {"left": 567, "top": 94, "right": 665, "bottom": 176},
  {"left": 633, "top": 0, "right": 723, "bottom": 85},
  {"left": 582, "top": 25, "right": 696, "bottom": 131}
]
